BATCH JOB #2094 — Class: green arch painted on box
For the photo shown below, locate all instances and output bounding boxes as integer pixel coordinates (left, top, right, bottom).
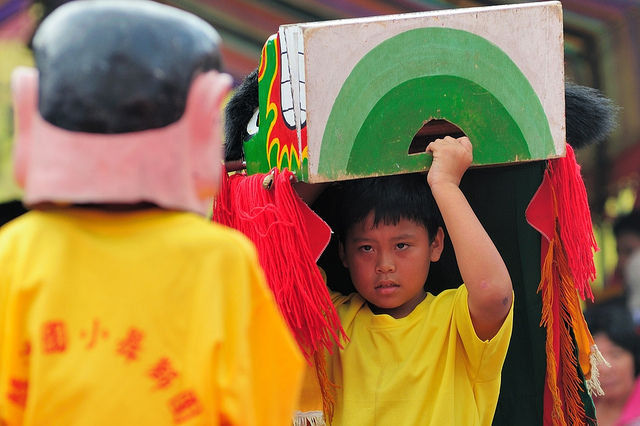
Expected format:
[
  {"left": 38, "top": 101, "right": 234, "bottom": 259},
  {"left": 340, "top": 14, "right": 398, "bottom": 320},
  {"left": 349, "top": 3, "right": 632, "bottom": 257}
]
[
  {"left": 319, "top": 27, "right": 554, "bottom": 179},
  {"left": 347, "top": 76, "right": 527, "bottom": 175}
]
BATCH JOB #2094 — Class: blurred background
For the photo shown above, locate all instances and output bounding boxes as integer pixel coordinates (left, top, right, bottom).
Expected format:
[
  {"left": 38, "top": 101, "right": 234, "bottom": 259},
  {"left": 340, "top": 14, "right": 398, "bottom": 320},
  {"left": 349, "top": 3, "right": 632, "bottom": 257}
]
[{"left": 2, "top": 0, "right": 640, "bottom": 294}]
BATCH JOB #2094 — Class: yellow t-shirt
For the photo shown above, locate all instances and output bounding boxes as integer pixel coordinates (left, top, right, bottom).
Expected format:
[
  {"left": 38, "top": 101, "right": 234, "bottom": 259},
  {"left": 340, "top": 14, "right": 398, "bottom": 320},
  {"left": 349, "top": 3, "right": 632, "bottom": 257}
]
[
  {"left": 0, "top": 208, "right": 303, "bottom": 425},
  {"left": 328, "top": 285, "right": 513, "bottom": 426}
]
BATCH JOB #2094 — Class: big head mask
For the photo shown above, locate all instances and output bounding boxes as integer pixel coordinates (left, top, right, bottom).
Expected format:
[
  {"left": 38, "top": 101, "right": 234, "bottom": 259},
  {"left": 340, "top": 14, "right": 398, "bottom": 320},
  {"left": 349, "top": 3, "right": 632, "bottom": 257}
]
[{"left": 12, "top": 0, "right": 232, "bottom": 215}]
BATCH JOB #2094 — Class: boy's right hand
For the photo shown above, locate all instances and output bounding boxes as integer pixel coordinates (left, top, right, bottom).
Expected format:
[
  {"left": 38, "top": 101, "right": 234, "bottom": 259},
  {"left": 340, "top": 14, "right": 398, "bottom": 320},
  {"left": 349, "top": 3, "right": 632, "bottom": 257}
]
[{"left": 425, "top": 136, "right": 473, "bottom": 189}]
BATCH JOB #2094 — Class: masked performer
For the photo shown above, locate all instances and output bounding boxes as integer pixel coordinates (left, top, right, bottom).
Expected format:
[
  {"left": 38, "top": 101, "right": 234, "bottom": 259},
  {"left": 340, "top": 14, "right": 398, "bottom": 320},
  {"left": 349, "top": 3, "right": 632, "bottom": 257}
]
[{"left": 0, "top": 2, "right": 303, "bottom": 424}]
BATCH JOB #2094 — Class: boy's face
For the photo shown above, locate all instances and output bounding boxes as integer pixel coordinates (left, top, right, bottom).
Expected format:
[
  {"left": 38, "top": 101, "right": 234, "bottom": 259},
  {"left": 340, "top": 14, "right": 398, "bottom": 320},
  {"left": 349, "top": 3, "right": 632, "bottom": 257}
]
[{"left": 339, "top": 211, "right": 444, "bottom": 319}]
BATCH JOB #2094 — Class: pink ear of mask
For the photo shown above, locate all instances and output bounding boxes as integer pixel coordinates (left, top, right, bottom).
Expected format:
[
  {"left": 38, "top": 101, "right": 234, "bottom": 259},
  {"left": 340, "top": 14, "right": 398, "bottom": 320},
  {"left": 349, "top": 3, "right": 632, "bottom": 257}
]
[{"left": 11, "top": 66, "right": 232, "bottom": 215}]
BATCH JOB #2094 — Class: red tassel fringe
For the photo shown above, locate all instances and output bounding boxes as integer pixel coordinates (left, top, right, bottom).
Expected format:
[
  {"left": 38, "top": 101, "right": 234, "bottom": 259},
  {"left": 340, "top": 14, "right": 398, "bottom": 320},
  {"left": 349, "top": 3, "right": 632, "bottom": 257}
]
[
  {"left": 546, "top": 144, "right": 598, "bottom": 301},
  {"left": 212, "top": 169, "right": 346, "bottom": 360}
]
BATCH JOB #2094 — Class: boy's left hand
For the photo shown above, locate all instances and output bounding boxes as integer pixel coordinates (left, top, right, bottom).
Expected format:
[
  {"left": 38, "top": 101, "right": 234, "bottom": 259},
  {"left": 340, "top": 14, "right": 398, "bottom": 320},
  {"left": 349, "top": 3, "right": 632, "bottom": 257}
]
[{"left": 426, "top": 136, "right": 473, "bottom": 188}]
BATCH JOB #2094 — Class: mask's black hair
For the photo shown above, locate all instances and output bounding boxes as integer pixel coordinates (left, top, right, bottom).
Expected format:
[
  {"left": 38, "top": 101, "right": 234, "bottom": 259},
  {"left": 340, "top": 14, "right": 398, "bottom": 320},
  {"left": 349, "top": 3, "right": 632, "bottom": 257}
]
[
  {"left": 224, "top": 68, "right": 259, "bottom": 162},
  {"left": 336, "top": 173, "right": 443, "bottom": 244},
  {"left": 584, "top": 303, "right": 640, "bottom": 377},
  {"left": 33, "top": 0, "right": 222, "bottom": 134}
]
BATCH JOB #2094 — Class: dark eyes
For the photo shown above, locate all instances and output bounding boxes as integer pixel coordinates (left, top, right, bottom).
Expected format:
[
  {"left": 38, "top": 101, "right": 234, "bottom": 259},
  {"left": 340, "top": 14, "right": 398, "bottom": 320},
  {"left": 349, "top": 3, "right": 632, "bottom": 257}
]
[{"left": 357, "top": 243, "right": 409, "bottom": 252}]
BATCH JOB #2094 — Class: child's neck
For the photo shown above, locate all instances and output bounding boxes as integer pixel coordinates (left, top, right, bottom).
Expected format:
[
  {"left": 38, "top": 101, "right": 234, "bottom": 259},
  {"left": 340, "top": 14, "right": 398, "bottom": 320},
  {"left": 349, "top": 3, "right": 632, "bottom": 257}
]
[{"left": 368, "top": 290, "right": 427, "bottom": 319}]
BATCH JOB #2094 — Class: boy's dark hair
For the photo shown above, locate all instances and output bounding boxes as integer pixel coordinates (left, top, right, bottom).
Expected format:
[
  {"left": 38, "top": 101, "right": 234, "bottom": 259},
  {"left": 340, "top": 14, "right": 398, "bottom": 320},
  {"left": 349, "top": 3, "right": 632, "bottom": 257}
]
[
  {"left": 584, "top": 303, "right": 640, "bottom": 377},
  {"left": 337, "top": 173, "right": 443, "bottom": 243},
  {"left": 613, "top": 210, "right": 640, "bottom": 238}
]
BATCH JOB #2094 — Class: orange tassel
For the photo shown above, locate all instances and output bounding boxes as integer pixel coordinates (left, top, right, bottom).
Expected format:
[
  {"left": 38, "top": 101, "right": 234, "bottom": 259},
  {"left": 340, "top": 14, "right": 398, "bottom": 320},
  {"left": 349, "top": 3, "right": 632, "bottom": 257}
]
[
  {"left": 539, "top": 236, "right": 565, "bottom": 425},
  {"left": 313, "top": 350, "right": 336, "bottom": 423},
  {"left": 535, "top": 148, "right": 599, "bottom": 425},
  {"left": 538, "top": 203, "right": 585, "bottom": 425}
]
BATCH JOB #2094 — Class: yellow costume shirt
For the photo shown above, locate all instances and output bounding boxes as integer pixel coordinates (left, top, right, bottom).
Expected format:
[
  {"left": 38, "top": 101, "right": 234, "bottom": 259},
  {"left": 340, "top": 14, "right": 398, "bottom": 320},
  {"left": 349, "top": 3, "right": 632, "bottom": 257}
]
[
  {"left": 328, "top": 285, "right": 513, "bottom": 426},
  {"left": 0, "top": 208, "right": 303, "bottom": 425}
]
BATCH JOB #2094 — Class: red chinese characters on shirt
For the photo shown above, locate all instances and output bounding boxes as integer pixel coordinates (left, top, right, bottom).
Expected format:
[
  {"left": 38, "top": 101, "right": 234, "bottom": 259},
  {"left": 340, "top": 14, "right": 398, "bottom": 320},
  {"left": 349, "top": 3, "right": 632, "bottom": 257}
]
[
  {"left": 80, "top": 318, "right": 109, "bottom": 350},
  {"left": 42, "top": 321, "right": 67, "bottom": 353},
  {"left": 6, "top": 378, "right": 28, "bottom": 408},
  {"left": 169, "top": 390, "right": 202, "bottom": 424},
  {"left": 25, "top": 320, "right": 203, "bottom": 422},
  {"left": 117, "top": 328, "right": 144, "bottom": 361},
  {"left": 148, "top": 357, "right": 178, "bottom": 390}
]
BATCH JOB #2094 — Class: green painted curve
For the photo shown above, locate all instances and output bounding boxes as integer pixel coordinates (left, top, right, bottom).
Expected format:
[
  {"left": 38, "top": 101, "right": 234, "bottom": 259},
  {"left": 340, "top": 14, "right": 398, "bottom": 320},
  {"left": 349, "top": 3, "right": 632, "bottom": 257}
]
[
  {"left": 318, "top": 27, "right": 553, "bottom": 179},
  {"left": 347, "top": 76, "right": 527, "bottom": 175}
]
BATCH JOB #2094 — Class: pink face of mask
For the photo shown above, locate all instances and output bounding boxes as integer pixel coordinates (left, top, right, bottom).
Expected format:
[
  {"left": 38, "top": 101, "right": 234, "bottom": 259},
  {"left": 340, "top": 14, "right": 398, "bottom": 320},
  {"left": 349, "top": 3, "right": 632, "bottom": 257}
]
[{"left": 12, "top": 66, "right": 232, "bottom": 216}]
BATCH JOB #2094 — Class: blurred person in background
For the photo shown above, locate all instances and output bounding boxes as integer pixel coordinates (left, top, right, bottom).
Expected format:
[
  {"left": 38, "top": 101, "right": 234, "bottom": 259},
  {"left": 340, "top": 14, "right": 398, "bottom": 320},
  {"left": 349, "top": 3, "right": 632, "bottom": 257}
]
[
  {"left": 594, "top": 210, "right": 640, "bottom": 310},
  {"left": 615, "top": 211, "right": 640, "bottom": 328},
  {"left": 584, "top": 304, "right": 640, "bottom": 426}
]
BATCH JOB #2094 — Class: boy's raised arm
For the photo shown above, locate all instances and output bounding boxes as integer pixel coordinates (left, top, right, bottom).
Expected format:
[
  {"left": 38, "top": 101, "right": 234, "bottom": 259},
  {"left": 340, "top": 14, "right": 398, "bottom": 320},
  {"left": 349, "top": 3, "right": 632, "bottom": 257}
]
[{"left": 426, "top": 136, "right": 513, "bottom": 341}]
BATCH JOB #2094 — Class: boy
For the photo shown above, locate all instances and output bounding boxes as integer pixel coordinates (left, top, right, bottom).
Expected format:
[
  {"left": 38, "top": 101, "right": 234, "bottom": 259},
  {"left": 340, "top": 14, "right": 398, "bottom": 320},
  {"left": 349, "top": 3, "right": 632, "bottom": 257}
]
[
  {"left": 329, "top": 136, "right": 513, "bottom": 425},
  {"left": 0, "top": 1, "right": 302, "bottom": 425}
]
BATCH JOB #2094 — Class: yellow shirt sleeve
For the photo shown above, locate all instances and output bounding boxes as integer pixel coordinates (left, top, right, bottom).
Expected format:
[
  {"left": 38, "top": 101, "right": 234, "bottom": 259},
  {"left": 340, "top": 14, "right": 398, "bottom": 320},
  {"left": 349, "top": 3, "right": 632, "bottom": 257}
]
[{"left": 452, "top": 285, "right": 515, "bottom": 382}]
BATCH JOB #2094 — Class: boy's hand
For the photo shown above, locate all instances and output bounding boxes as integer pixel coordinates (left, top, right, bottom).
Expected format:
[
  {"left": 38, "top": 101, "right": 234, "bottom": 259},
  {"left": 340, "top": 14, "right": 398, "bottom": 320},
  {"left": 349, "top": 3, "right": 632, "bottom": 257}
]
[{"left": 425, "top": 136, "right": 473, "bottom": 189}]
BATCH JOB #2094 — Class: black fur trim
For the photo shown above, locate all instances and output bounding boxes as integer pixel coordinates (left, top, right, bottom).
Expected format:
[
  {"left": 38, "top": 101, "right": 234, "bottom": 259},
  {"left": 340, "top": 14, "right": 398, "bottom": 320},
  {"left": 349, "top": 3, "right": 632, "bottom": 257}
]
[
  {"left": 565, "top": 82, "right": 618, "bottom": 150},
  {"left": 224, "top": 68, "right": 259, "bottom": 161}
]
